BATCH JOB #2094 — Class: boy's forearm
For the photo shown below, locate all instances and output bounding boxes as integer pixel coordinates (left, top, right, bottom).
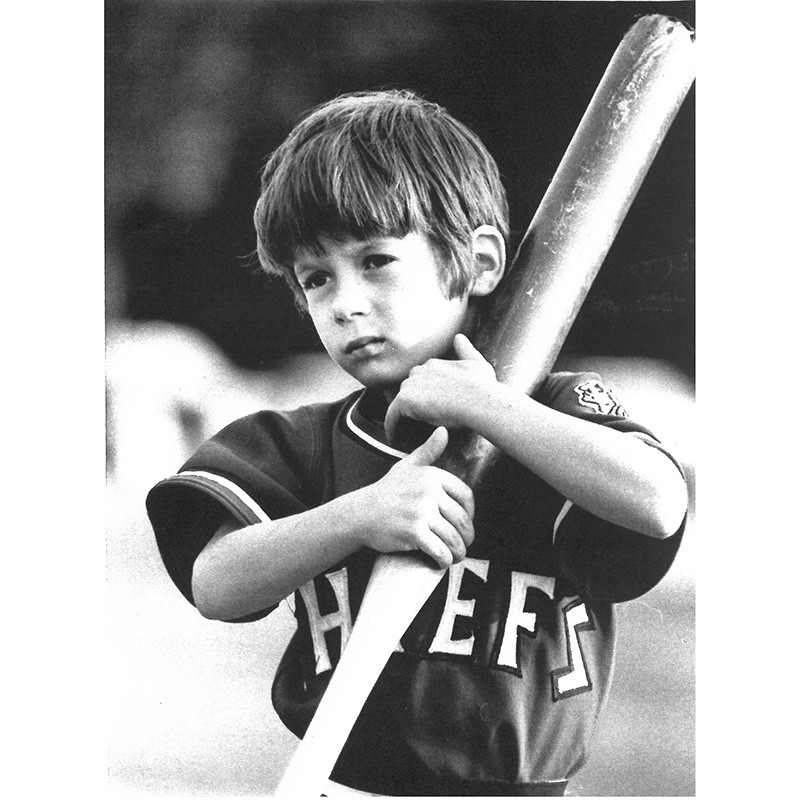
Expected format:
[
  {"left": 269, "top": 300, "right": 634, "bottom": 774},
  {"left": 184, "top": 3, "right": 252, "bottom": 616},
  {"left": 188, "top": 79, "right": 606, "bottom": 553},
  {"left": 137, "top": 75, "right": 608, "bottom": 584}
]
[
  {"left": 193, "top": 428, "right": 478, "bottom": 621},
  {"left": 462, "top": 383, "right": 687, "bottom": 539},
  {"left": 192, "top": 491, "right": 370, "bottom": 621}
]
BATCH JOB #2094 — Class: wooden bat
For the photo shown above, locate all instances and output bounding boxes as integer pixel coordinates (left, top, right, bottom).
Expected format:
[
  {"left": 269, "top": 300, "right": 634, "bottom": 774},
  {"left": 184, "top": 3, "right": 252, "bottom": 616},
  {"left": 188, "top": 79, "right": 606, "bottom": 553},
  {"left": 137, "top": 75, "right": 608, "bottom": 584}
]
[{"left": 275, "top": 14, "right": 695, "bottom": 796}]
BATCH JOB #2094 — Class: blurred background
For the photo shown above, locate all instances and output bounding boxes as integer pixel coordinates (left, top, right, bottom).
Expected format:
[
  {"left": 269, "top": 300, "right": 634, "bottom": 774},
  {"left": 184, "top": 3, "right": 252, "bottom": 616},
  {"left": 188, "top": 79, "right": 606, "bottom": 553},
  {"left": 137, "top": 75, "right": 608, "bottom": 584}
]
[{"left": 105, "top": 1, "right": 695, "bottom": 796}]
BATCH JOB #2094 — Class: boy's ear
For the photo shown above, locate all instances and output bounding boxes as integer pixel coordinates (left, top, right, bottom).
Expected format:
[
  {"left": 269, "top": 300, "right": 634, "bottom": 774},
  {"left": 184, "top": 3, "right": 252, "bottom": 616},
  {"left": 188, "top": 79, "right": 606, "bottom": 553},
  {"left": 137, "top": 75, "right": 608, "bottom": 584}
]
[{"left": 469, "top": 225, "right": 506, "bottom": 297}]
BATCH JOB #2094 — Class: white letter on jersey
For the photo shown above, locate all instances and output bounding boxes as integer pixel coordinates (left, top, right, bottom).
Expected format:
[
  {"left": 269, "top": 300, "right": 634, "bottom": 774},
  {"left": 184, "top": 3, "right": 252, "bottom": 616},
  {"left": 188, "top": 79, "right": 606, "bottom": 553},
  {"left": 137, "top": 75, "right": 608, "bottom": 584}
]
[
  {"left": 298, "top": 568, "right": 353, "bottom": 675},
  {"left": 552, "top": 601, "right": 593, "bottom": 698},
  {"left": 428, "top": 558, "right": 489, "bottom": 657},
  {"left": 496, "top": 572, "right": 556, "bottom": 670}
]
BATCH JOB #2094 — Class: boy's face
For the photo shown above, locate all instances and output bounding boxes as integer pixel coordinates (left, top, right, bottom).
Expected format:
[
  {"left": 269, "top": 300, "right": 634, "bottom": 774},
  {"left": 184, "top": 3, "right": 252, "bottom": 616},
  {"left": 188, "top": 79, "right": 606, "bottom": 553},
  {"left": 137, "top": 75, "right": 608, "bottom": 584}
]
[{"left": 293, "top": 233, "right": 471, "bottom": 389}]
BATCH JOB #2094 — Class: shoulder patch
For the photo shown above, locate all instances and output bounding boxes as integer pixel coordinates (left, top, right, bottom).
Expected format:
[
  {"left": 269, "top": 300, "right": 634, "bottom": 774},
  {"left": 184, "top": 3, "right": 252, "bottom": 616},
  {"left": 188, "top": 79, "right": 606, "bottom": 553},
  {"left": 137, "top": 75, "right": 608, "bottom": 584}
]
[{"left": 573, "top": 379, "right": 628, "bottom": 417}]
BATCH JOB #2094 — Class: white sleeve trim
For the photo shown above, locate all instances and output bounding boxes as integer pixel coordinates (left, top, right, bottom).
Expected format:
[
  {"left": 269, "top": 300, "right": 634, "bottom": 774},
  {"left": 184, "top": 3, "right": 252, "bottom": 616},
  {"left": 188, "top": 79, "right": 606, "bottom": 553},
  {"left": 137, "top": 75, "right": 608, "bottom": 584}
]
[
  {"left": 552, "top": 500, "right": 574, "bottom": 544},
  {"left": 178, "top": 469, "right": 271, "bottom": 522}
]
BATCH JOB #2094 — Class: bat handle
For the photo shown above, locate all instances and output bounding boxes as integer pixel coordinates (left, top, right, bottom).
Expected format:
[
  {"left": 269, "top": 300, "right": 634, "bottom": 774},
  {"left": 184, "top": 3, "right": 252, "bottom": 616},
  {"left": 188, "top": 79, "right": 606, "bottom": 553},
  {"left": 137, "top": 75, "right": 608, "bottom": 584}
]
[
  {"left": 274, "top": 553, "right": 445, "bottom": 797},
  {"left": 435, "top": 427, "right": 500, "bottom": 490}
]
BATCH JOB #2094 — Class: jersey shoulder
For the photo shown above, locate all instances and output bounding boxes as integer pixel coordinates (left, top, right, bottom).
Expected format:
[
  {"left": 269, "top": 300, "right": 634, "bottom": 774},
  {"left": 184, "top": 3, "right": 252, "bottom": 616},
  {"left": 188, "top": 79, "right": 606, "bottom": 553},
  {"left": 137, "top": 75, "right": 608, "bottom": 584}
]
[
  {"left": 145, "top": 391, "right": 360, "bottom": 616},
  {"left": 538, "top": 372, "right": 686, "bottom": 603},
  {"left": 538, "top": 370, "right": 628, "bottom": 418}
]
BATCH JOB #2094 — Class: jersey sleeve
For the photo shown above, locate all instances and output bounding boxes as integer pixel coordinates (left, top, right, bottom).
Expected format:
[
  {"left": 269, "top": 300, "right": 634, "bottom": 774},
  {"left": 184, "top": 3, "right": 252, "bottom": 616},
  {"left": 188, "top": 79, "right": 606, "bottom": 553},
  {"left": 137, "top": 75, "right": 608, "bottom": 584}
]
[
  {"left": 538, "top": 371, "right": 687, "bottom": 603},
  {"left": 146, "top": 401, "right": 336, "bottom": 622}
]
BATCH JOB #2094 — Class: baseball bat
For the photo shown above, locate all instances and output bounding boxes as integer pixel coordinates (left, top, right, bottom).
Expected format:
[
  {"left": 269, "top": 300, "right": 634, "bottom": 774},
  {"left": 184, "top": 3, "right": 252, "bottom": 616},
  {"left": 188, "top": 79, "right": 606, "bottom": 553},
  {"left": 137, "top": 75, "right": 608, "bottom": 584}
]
[{"left": 275, "top": 14, "right": 695, "bottom": 796}]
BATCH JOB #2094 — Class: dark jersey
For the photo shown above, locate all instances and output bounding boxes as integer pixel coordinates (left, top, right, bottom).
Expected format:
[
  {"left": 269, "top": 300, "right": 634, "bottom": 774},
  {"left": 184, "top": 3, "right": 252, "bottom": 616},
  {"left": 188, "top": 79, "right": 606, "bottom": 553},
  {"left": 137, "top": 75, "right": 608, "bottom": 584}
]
[{"left": 147, "top": 372, "right": 685, "bottom": 796}]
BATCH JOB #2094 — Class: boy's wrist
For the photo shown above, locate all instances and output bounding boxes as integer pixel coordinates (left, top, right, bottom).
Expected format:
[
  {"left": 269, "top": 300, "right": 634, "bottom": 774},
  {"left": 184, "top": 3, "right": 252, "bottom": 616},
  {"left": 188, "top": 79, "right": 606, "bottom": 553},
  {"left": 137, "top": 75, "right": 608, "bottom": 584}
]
[
  {"left": 316, "top": 489, "right": 376, "bottom": 552},
  {"left": 346, "top": 483, "right": 396, "bottom": 550},
  {"left": 457, "top": 378, "right": 514, "bottom": 432}
]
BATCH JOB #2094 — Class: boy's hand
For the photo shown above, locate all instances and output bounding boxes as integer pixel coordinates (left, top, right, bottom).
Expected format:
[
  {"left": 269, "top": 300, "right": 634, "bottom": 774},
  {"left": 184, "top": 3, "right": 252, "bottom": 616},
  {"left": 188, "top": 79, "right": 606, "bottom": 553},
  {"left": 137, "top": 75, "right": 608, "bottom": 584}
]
[
  {"left": 385, "top": 333, "right": 497, "bottom": 443},
  {"left": 360, "top": 426, "right": 475, "bottom": 568}
]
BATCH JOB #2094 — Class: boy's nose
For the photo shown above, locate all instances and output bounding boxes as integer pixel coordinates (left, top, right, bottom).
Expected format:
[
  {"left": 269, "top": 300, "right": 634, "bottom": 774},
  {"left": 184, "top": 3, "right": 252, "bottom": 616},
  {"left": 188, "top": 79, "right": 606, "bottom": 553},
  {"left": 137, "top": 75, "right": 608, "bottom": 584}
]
[{"left": 332, "top": 277, "right": 371, "bottom": 321}]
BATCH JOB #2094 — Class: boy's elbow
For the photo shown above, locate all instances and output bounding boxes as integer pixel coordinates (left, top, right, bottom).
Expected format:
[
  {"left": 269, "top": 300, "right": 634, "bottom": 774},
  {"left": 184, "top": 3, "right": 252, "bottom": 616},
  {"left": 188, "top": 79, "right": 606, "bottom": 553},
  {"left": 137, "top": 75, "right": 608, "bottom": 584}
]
[
  {"left": 195, "top": 602, "right": 220, "bottom": 620},
  {"left": 194, "top": 595, "right": 222, "bottom": 620},
  {"left": 644, "top": 509, "right": 685, "bottom": 540},
  {"left": 192, "top": 573, "right": 224, "bottom": 620},
  {"left": 191, "top": 559, "right": 279, "bottom": 620},
  {"left": 193, "top": 585, "right": 246, "bottom": 621},
  {"left": 191, "top": 559, "right": 235, "bottom": 620},
  {"left": 645, "top": 473, "right": 689, "bottom": 540}
]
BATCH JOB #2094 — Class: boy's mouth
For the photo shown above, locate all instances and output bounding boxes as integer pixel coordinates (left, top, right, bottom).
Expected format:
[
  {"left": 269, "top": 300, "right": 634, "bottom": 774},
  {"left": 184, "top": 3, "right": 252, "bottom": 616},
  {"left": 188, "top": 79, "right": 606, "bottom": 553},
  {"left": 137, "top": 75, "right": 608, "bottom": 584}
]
[{"left": 345, "top": 335, "right": 386, "bottom": 356}]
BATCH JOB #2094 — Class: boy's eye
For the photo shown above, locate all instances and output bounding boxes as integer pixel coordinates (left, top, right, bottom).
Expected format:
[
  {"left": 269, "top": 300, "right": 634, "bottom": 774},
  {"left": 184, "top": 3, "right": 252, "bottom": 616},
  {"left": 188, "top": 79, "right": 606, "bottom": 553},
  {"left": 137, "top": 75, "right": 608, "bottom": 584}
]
[
  {"left": 300, "top": 271, "right": 329, "bottom": 291},
  {"left": 363, "top": 254, "right": 396, "bottom": 270}
]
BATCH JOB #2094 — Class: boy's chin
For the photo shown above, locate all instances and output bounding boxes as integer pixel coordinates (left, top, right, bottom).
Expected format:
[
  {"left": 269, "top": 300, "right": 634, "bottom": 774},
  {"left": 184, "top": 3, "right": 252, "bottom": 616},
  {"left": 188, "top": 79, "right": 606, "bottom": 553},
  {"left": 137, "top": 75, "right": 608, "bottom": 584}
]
[
  {"left": 340, "top": 361, "right": 408, "bottom": 391},
  {"left": 350, "top": 372, "right": 405, "bottom": 393}
]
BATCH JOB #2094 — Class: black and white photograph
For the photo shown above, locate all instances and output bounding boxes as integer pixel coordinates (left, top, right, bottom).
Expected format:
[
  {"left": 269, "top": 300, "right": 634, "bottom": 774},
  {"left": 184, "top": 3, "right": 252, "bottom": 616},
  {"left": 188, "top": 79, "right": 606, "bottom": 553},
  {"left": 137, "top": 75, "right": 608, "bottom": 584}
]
[{"left": 104, "top": 1, "right": 697, "bottom": 796}]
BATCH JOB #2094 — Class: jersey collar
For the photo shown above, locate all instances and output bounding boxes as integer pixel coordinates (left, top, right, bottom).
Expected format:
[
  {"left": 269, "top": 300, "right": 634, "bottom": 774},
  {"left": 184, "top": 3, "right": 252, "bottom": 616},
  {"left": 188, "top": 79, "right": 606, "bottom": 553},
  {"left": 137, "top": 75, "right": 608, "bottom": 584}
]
[{"left": 346, "top": 389, "right": 408, "bottom": 459}]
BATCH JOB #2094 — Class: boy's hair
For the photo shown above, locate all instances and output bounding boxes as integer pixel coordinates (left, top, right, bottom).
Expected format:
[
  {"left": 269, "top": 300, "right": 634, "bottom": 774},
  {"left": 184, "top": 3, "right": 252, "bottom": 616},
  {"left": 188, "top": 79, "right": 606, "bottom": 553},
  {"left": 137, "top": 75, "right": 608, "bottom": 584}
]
[{"left": 254, "top": 89, "right": 509, "bottom": 305}]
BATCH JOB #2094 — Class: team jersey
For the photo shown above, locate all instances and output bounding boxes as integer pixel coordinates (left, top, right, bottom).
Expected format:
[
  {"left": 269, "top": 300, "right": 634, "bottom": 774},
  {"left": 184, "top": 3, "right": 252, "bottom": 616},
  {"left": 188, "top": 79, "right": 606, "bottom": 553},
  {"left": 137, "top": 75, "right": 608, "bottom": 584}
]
[{"left": 146, "top": 372, "right": 685, "bottom": 796}]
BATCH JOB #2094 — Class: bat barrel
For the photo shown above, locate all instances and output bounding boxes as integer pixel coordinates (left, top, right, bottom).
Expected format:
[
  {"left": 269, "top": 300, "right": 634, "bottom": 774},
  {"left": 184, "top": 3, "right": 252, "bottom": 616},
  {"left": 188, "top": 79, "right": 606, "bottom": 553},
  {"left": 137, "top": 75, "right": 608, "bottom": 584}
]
[{"left": 440, "top": 14, "right": 695, "bottom": 489}]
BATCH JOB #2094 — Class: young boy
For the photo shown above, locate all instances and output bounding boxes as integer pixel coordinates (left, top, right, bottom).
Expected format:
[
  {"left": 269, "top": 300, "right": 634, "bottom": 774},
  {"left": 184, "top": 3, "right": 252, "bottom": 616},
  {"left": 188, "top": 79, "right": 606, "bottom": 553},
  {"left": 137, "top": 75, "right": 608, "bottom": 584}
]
[{"left": 147, "top": 89, "right": 688, "bottom": 796}]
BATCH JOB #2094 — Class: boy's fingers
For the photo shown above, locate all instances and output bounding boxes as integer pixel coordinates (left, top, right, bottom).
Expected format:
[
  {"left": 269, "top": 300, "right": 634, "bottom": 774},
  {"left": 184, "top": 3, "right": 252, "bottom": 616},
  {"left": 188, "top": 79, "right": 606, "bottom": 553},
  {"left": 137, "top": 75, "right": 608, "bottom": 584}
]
[
  {"left": 403, "top": 426, "right": 448, "bottom": 466},
  {"left": 383, "top": 399, "right": 402, "bottom": 445},
  {"left": 416, "top": 525, "right": 455, "bottom": 570},
  {"left": 438, "top": 494, "right": 474, "bottom": 550},
  {"left": 428, "top": 519, "right": 465, "bottom": 565},
  {"left": 439, "top": 471, "right": 476, "bottom": 520}
]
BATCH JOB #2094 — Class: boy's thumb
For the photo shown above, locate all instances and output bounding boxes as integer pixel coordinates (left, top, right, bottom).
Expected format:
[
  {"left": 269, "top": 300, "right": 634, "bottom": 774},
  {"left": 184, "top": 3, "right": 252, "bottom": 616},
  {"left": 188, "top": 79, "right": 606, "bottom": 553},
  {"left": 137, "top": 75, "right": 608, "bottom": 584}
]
[
  {"left": 453, "top": 333, "right": 487, "bottom": 362},
  {"left": 403, "top": 426, "right": 449, "bottom": 466}
]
